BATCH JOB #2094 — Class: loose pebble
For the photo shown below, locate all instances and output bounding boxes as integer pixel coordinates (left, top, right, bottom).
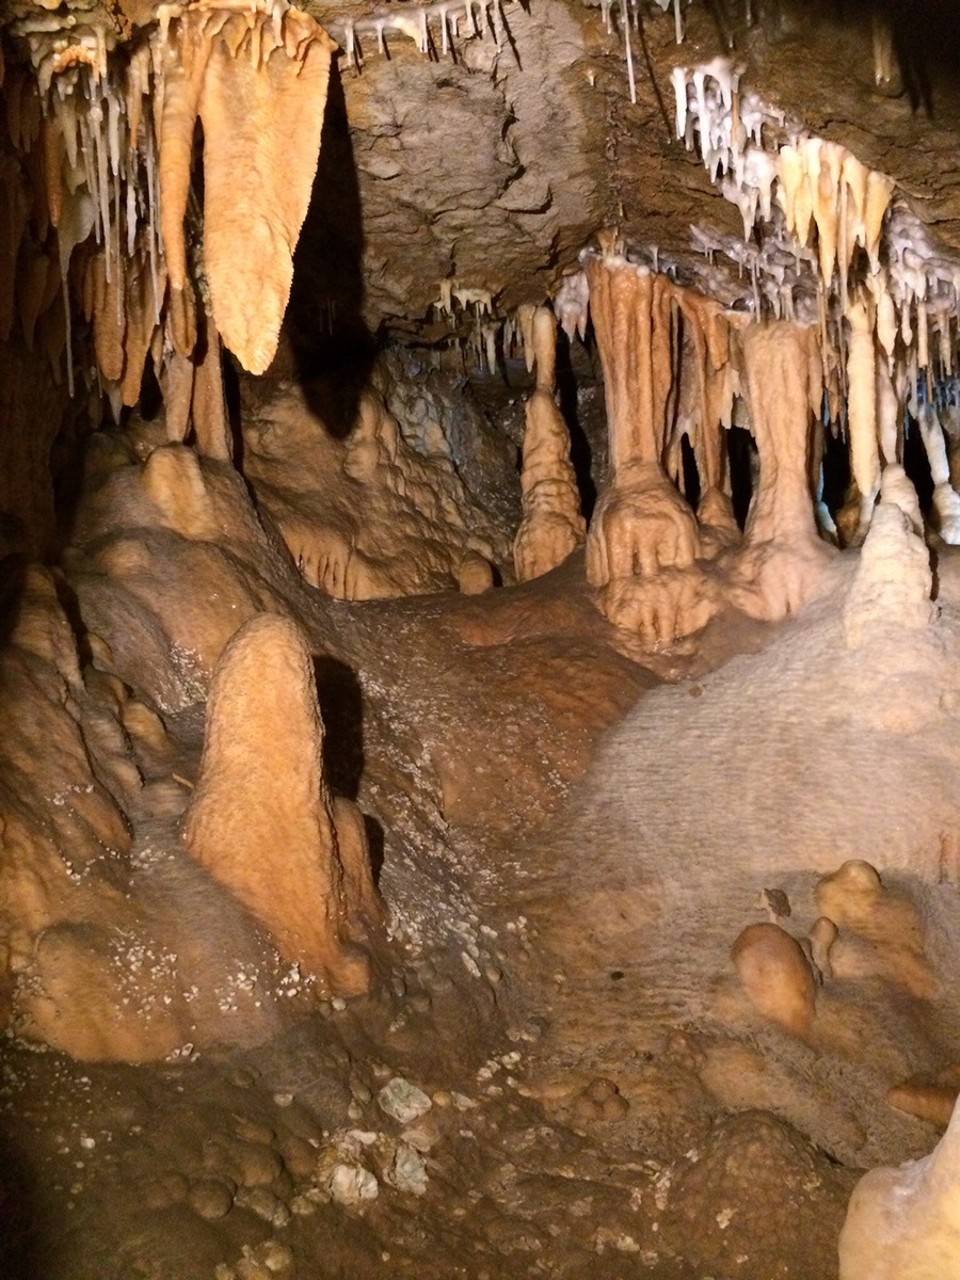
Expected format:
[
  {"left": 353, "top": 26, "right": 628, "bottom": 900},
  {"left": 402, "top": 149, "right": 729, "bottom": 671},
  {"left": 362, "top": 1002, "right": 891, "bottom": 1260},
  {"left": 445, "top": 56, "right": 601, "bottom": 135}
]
[
  {"left": 328, "top": 1163, "right": 379, "bottom": 1206},
  {"left": 389, "top": 1142, "right": 428, "bottom": 1196},
  {"left": 188, "top": 1177, "right": 235, "bottom": 1221},
  {"left": 236, "top": 1186, "right": 290, "bottom": 1228},
  {"left": 278, "top": 1134, "right": 318, "bottom": 1179},
  {"left": 377, "top": 1077, "right": 432, "bottom": 1125}
]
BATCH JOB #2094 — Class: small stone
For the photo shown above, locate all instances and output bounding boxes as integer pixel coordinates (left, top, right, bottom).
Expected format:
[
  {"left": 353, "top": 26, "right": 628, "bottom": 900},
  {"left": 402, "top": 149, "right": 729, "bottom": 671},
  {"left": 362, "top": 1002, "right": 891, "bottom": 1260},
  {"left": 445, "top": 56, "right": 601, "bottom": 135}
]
[
  {"left": 232, "top": 1115, "right": 276, "bottom": 1145},
  {"left": 204, "top": 1136, "right": 284, "bottom": 1188},
  {"left": 257, "top": 1240, "right": 294, "bottom": 1274},
  {"left": 236, "top": 1186, "right": 290, "bottom": 1228},
  {"left": 278, "top": 1134, "right": 317, "bottom": 1179},
  {"left": 188, "top": 1177, "right": 235, "bottom": 1221},
  {"left": 328, "top": 1163, "right": 379, "bottom": 1206},
  {"left": 377, "top": 1077, "right": 432, "bottom": 1125},
  {"left": 236, "top": 1257, "right": 271, "bottom": 1280},
  {"left": 349, "top": 1079, "right": 372, "bottom": 1104},
  {"left": 388, "top": 1143, "right": 428, "bottom": 1196}
]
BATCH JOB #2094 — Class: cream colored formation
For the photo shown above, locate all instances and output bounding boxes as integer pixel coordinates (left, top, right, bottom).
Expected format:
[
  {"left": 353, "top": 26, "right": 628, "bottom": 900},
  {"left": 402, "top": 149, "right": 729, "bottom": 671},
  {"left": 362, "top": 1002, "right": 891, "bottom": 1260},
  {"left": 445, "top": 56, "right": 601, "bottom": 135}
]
[
  {"left": 672, "top": 58, "right": 960, "bottom": 545},
  {"left": 183, "top": 612, "right": 382, "bottom": 995}
]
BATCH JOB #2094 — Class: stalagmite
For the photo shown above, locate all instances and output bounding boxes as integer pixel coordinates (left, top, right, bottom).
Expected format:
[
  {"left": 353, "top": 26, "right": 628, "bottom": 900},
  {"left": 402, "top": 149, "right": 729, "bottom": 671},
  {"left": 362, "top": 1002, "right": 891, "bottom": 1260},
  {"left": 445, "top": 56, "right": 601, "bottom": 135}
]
[
  {"left": 730, "top": 922, "right": 817, "bottom": 1042},
  {"left": 513, "top": 307, "right": 585, "bottom": 581},
  {"left": 140, "top": 443, "right": 221, "bottom": 541},
  {"left": 843, "top": 489, "right": 936, "bottom": 649},
  {"left": 182, "top": 614, "right": 378, "bottom": 996},
  {"left": 839, "top": 1097, "right": 960, "bottom": 1279}
]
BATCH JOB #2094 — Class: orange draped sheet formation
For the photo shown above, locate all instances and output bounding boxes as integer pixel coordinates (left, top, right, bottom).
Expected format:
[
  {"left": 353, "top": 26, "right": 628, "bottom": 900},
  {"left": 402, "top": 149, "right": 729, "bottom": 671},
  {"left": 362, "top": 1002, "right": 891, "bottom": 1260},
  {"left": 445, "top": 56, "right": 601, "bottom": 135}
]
[
  {"left": 2, "top": 1, "right": 336, "bottom": 450},
  {"left": 578, "top": 250, "right": 834, "bottom": 641}
]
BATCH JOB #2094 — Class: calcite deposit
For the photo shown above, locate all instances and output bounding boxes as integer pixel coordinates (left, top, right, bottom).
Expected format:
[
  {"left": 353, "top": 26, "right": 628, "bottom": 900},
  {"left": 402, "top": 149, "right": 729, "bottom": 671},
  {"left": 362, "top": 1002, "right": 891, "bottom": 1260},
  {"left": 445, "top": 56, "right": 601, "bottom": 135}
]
[
  {"left": 182, "top": 613, "right": 381, "bottom": 995},
  {"left": 3, "top": 0, "right": 960, "bottom": 1277}
]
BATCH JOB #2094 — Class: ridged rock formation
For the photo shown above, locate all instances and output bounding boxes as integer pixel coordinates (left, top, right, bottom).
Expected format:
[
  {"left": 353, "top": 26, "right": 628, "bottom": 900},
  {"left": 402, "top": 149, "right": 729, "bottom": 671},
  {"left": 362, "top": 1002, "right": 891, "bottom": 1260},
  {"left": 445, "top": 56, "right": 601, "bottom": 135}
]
[
  {"left": 513, "top": 306, "right": 585, "bottom": 581},
  {"left": 243, "top": 384, "right": 511, "bottom": 600},
  {"left": 729, "top": 321, "right": 834, "bottom": 621},
  {"left": 843, "top": 489, "right": 937, "bottom": 650},
  {"left": 182, "top": 613, "right": 381, "bottom": 996}
]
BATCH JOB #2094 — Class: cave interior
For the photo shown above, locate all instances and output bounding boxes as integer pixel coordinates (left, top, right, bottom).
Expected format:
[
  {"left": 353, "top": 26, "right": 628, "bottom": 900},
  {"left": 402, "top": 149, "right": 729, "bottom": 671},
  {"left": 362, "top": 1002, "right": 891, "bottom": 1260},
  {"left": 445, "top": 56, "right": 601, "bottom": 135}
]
[{"left": 2, "top": 0, "right": 960, "bottom": 1276}]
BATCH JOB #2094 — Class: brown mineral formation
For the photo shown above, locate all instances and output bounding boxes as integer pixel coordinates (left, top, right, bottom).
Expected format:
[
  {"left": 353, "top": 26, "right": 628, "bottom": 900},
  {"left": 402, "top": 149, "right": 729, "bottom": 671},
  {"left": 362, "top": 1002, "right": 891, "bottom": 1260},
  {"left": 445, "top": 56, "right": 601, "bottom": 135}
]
[
  {"left": 513, "top": 306, "right": 585, "bottom": 581},
  {"left": 815, "top": 859, "right": 935, "bottom": 998},
  {"left": 730, "top": 921, "right": 818, "bottom": 1041},
  {"left": 158, "top": 6, "right": 335, "bottom": 375},
  {"left": 182, "top": 613, "right": 380, "bottom": 995}
]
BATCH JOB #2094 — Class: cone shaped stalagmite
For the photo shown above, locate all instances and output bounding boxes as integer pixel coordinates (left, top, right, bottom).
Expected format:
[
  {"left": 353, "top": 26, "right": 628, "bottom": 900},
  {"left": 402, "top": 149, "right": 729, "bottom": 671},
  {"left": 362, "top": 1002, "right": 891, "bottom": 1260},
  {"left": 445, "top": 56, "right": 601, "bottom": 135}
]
[
  {"left": 182, "top": 614, "right": 379, "bottom": 996},
  {"left": 513, "top": 306, "right": 585, "bottom": 581}
]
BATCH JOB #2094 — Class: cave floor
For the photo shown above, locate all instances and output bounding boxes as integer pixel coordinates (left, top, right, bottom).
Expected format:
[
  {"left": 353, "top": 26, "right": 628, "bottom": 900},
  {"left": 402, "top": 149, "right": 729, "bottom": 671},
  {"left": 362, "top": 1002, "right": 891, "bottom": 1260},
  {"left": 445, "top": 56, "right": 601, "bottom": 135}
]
[
  {"left": 7, "top": 529, "right": 959, "bottom": 1280},
  {"left": 5, "top": 371, "right": 960, "bottom": 1280}
]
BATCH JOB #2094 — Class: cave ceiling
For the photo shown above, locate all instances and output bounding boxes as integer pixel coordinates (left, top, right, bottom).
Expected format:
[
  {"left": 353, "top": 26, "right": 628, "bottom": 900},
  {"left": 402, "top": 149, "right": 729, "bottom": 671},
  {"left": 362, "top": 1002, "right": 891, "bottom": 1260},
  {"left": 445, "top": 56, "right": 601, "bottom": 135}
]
[{"left": 4, "top": 0, "right": 960, "bottom": 346}]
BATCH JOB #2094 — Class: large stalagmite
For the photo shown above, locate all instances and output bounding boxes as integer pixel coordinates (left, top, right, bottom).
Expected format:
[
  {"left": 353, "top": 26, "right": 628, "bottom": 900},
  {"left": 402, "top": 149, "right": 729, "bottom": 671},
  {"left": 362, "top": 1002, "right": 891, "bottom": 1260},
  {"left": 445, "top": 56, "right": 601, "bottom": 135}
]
[{"left": 182, "top": 613, "right": 380, "bottom": 996}]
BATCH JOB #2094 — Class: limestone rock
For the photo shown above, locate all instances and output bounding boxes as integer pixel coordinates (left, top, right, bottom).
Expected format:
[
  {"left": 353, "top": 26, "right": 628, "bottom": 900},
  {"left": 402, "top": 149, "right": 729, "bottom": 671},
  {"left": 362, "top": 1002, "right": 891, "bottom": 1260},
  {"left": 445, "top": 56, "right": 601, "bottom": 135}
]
[
  {"left": 377, "top": 1077, "right": 433, "bottom": 1125},
  {"left": 729, "top": 322, "right": 834, "bottom": 622},
  {"left": 182, "top": 614, "right": 379, "bottom": 996},
  {"left": 244, "top": 384, "right": 511, "bottom": 600}
]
